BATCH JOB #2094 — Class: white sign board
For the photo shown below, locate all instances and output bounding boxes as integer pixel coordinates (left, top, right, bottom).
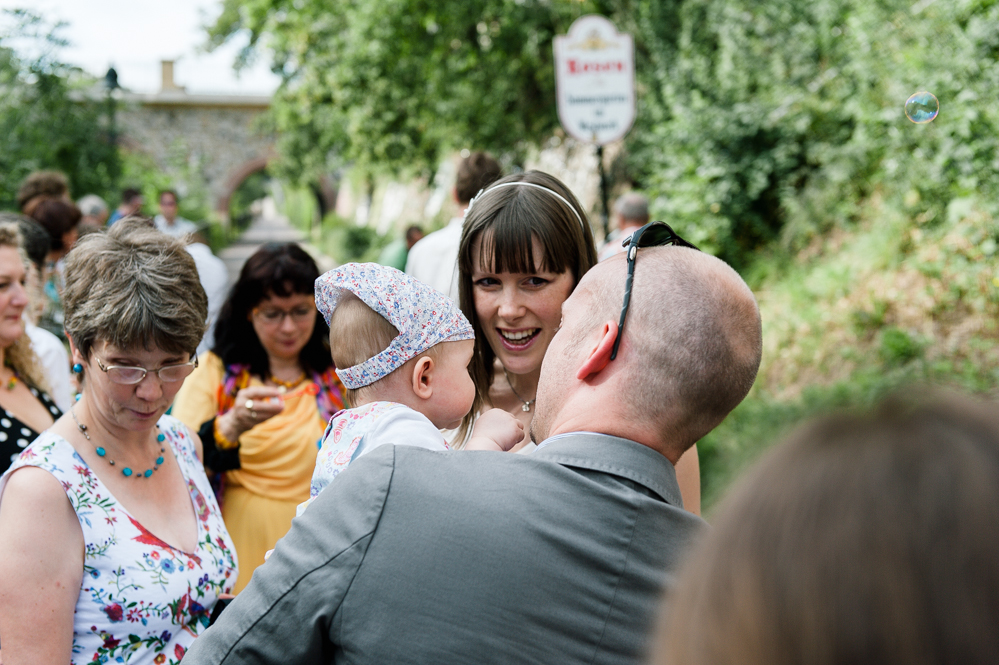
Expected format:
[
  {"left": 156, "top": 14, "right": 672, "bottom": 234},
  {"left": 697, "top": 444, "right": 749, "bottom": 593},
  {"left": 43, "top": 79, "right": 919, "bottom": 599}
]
[{"left": 554, "top": 15, "right": 636, "bottom": 145}]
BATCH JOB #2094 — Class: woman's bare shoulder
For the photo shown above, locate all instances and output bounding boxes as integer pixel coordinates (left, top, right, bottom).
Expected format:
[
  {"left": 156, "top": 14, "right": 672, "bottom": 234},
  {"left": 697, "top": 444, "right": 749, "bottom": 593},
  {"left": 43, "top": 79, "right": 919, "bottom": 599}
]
[
  {"left": 1, "top": 465, "right": 76, "bottom": 517},
  {"left": 0, "top": 465, "right": 83, "bottom": 563}
]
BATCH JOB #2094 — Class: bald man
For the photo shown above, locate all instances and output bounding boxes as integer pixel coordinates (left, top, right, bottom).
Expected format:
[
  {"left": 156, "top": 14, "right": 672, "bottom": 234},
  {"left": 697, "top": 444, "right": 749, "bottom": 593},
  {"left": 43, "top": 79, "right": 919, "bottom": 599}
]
[{"left": 185, "top": 245, "right": 763, "bottom": 665}]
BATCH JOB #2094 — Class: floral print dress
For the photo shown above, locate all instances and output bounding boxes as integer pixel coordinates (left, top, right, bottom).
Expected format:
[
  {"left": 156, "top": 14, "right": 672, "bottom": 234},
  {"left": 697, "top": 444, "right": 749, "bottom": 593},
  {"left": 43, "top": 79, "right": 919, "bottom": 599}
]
[{"left": 0, "top": 414, "right": 238, "bottom": 665}]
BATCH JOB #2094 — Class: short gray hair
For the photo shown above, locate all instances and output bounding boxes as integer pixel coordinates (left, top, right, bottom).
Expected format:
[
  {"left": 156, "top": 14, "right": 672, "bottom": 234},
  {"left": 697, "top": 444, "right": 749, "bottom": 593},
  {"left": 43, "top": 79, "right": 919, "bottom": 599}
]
[
  {"left": 77, "top": 194, "right": 108, "bottom": 217},
  {"left": 63, "top": 217, "right": 207, "bottom": 360},
  {"left": 613, "top": 192, "right": 649, "bottom": 223}
]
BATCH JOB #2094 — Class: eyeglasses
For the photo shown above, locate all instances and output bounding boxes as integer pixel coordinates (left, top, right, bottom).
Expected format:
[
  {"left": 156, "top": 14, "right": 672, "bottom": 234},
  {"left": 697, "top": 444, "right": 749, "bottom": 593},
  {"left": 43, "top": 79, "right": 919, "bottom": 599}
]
[
  {"left": 251, "top": 306, "right": 316, "bottom": 326},
  {"left": 610, "top": 221, "right": 700, "bottom": 360},
  {"left": 94, "top": 355, "right": 199, "bottom": 385}
]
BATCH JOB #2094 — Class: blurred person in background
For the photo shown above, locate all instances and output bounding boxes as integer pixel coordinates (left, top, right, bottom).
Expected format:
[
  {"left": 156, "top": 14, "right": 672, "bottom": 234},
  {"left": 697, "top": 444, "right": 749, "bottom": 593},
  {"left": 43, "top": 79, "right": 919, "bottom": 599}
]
[
  {"left": 17, "top": 170, "right": 71, "bottom": 216},
  {"left": 186, "top": 224, "right": 229, "bottom": 356},
  {"left": 172, "top": 242, "right": 345, "bottom": 593},
  {"left": 155, "top": 189, "right": 198, "bottom": 237},
  {"left": 377, "top": 224, "right": 423, "bottom": 271},
  {"left": 655, "top": 392, "right": 999, "bottom": 665},
  {"left": 107, "top": 187, "right": 143, "bottom": 226},
  {"left": 406, "top": 151, "right": 502, "bottom": 301},
  {"left": 598, "top": 192, "right": 650, "bottom": 261},
  {"left": 0, "top": 213, "right": 72, "bottom": 412},
  {"left": 76, "top": 194, "right": 109, "bottom": 235},
  {"left": 0, "top": 218, "right": 235, "bottom": 664},
  {"left": 0, "top": 222, "right": 62, "bottom": 475},
  {"left": 28, "top": 199, "right": 82, "bottom": 341}
]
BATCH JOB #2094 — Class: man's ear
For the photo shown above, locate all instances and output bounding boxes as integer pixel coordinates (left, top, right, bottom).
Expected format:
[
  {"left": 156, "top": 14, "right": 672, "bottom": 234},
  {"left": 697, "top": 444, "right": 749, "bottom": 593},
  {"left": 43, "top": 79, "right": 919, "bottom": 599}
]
[
  {"left": 411, "top": 356, "right": 434, "bottom": 400},
  {"left": 575, "top": 321, "right": 618, "bottom": 381}
]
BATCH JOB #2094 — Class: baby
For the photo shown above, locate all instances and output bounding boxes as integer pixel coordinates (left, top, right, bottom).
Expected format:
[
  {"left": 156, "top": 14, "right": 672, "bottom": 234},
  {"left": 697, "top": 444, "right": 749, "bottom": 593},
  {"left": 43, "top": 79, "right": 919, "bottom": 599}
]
[{"left": 300, "top": 262, "right": 523, "bottom": 515}]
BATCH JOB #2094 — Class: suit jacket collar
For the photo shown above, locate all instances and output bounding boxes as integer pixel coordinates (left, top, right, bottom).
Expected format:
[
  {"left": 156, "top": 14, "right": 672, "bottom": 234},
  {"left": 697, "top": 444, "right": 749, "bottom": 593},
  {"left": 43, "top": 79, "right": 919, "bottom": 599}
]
[{"left": 533, "top": 432, "right": 683, "bottom": 508}]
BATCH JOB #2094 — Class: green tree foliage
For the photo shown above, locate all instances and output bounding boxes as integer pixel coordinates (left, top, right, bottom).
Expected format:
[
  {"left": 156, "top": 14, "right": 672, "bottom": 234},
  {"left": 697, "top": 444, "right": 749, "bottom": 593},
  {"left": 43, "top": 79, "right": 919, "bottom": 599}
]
[
  {"left": 621, "top": 0, "right": 999, "bottom": 266},
  {"left": 208, "top": 0, "right": 596, "bottom": 179},
  {"left": 0, "top": 10, "right": 120, "bottom": 209},
  {"left": 210, "top": 0, "right": 999, "bottom": 269}
]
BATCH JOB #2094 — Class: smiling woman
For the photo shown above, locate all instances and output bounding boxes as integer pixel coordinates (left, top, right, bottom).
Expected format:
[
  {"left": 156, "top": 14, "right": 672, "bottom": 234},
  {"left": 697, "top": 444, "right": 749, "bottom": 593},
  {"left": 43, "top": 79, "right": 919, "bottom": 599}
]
[
  {"left": 0, "top": 217, "right": 236, "bottom": 664},
  {"left": 0, "top": 222, "right": 62, "bottom": 475},
  {"left": 456, "top": 172, "right": 701, "bottom": 513},
  {"left": 456, "top": 172, "right": 596, "bottom": 451},
  {"left": 171, "top": 242, "right": 345, "bottom": 593}
]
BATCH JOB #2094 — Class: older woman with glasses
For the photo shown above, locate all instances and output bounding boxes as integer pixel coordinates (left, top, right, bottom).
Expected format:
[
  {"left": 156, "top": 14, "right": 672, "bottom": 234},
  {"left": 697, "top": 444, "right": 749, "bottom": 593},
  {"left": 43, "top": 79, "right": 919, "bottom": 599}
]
[
  {"left": 0, "top": 218, "right": 237, "bottom": 664},
  {"left": 172, "top": 242, "right": 345, "bottom": 593}
]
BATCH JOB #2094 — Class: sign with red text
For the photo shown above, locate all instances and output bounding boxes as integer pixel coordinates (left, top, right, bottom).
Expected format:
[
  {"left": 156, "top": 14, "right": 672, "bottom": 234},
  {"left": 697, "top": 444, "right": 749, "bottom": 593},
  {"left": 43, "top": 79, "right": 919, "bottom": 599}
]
[{"left": 554, "top": 15, "right": 635, "bottom": 145}]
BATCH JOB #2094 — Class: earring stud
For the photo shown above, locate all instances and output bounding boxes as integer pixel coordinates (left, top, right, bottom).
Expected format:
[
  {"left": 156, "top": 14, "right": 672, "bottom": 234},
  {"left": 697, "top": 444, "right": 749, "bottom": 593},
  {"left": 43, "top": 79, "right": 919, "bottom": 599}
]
[{"left": 73, "top": 363, "right": 83, "bottom": 373}]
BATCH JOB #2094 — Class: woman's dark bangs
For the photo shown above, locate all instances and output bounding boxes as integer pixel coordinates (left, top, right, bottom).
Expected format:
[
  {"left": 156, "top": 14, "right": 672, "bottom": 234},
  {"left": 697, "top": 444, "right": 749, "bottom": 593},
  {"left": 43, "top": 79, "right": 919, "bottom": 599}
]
[
  {"left": 477, "top": 206, "right": 575, "bottom": 276},
  {"left": 477, "top": 210, "right": 535, "bottom": 275},
  {"left": 534, "top": 218, "right": 576, "bottom": 277},
  {"left": 255, "top": 255, "right": 317, "bottom": 300}
]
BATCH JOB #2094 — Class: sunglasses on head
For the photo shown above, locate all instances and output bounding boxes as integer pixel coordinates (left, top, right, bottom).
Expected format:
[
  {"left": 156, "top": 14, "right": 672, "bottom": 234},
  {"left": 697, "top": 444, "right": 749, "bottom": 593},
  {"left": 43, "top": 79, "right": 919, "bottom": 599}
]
[{"left": 610, "top": 221, "right": 700, "bottom": 360}]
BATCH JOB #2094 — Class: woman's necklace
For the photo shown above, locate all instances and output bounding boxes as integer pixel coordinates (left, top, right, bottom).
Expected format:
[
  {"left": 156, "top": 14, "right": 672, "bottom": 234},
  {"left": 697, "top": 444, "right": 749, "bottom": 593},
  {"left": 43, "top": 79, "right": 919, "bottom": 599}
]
[
  {"left": 503, "top": 368, "right": 536, "bottom": 413},
  {"left": 270, "top": 372, "right": 305, "bottom": 390},
  {"left": 71, "top": 407, "right": 166, "bottom": 479},
  {"left": 4, "top": 368, "right": 17, "bottom": 390}
]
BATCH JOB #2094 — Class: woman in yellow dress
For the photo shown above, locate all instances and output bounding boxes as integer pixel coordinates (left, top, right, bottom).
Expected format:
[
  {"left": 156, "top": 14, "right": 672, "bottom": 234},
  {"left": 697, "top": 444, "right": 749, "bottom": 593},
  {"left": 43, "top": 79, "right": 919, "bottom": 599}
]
[{"left": 172, "top": 243, "right": 345, "bottom": 592}]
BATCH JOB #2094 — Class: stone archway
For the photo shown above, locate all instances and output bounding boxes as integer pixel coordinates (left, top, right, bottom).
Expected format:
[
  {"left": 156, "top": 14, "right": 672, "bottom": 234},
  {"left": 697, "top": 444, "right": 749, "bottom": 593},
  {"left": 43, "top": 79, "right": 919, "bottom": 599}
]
[
  {"left": 216, "top": 157, "right": 339, "bottom": 224},
  {"left": 216, "top": 156, "right": 271, "bottom": 220}
]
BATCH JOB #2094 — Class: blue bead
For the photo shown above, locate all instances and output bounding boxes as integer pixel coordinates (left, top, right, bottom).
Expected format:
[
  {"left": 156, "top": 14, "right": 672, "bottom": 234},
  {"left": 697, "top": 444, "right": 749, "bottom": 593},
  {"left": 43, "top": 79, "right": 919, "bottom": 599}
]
[
  {"left": 72, "top": 363, "right": 83, "bottom": 373},
  {"left": 156, "top": 456, "right": 164, "bottom": 465},
  {"left": 144, "top": 469, "right": 153, "bottom": 478},
  {"left": 122, "top": 467, "right": 132, "bottom": 477},
  {"left": 75, "top": 394, "right": 81, "bottom": 402},
  {"left": 157, "top": 433, "right": 165, "bottom": 442},
  {"left": 96, "top": 447, "right": 106, "bottom": 457}
]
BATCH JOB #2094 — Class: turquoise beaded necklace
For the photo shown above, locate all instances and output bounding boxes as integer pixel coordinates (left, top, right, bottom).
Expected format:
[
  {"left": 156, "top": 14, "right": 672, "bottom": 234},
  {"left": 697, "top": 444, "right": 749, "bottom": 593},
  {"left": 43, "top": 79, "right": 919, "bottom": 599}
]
[{"left": 70, "top": 406, "right": 166, "bottom": 478}]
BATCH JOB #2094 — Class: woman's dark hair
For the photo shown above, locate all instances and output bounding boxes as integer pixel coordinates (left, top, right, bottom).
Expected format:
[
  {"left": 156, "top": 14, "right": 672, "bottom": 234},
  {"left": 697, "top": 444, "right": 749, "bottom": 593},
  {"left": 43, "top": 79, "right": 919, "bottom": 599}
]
[
  {"left": 28, "top": 198, "right": 82, "bottom": 251},
  {"left": 456, "top": 171, "right": 597, "bottom": 439},
  {"left": 212, "top": 242, "right": 332, "bottom": 377},
  {"left": 657, "top": 390, "right": 999, "bottom": 665}
]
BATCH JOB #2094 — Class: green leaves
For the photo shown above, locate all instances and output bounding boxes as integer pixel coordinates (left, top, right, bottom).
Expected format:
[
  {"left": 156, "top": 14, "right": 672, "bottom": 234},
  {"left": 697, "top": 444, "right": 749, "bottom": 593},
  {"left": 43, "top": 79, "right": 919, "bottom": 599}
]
[
  {"left": 206, "top": 0, "right": 588, "bottom": 180},
  {"left": 626, "top": 0, "right": 999, "bottom": 269},
  {"left": 206, "top": 0, "right": 999, "bottom": 274},
  {"left": 0, "top": 10, "right": 120, "bottom": 208}
]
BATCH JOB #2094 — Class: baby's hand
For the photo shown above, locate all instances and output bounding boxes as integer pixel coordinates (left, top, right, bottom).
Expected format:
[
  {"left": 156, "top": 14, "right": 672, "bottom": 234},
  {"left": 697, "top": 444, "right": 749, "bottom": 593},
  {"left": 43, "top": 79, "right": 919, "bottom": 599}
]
[{"left": 466, "top": 408, "right": 525, "bottom": 452}]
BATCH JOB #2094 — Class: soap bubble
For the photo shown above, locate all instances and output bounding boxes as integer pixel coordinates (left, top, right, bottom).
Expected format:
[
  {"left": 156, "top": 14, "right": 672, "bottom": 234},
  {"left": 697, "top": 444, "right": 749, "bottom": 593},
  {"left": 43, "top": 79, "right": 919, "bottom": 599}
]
[{"left": 905, "top": 92, "right": 939, "bottom": 124}]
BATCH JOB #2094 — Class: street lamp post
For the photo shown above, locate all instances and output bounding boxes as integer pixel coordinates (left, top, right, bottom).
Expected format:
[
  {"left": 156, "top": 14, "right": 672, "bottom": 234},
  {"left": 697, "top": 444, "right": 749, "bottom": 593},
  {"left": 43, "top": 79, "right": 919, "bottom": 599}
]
[{"left": 104, "top": 67, "right": 119, "bottom": 148}]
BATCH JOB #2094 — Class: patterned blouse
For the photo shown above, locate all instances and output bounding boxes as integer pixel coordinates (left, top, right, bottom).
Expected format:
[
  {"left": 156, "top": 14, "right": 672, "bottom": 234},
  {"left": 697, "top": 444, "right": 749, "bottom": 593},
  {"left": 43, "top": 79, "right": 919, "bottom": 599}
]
[{"left": 0, "top": 414, "right": 238, "bottom": 665}]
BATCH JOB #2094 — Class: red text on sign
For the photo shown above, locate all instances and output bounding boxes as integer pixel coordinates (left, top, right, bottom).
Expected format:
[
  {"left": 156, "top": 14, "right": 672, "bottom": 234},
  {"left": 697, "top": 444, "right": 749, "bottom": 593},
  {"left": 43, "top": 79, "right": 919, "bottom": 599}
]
[{"left": 567, "top": 60, "right": 625, "bottom": 74}]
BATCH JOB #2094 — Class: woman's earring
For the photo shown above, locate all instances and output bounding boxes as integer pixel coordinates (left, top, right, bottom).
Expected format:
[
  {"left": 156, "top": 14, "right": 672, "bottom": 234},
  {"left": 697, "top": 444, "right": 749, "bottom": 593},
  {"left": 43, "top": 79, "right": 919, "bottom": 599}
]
[{"left": 73, "top": 363, "right": 83, "bottom": 374}]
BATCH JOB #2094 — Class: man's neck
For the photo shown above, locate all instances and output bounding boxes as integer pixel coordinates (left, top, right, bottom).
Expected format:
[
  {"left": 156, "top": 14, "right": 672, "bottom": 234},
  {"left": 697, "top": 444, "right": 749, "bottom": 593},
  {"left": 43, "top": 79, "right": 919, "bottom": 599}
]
[{"left": 540, "top": 390, "right": 675, "bottom": 463}]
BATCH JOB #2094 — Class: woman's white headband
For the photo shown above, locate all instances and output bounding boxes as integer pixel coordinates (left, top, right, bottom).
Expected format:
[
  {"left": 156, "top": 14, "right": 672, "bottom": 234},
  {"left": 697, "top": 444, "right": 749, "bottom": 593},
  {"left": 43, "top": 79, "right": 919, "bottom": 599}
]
[{"left": 464, "top": 181, "right": 585, "bottom": 227}]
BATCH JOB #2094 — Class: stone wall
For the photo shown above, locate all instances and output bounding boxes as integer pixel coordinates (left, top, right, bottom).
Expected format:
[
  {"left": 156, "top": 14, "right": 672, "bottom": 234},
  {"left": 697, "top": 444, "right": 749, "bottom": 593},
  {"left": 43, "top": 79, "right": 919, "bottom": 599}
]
[{"left": 116, "top": 94, "right": 275, "bottom": 219}]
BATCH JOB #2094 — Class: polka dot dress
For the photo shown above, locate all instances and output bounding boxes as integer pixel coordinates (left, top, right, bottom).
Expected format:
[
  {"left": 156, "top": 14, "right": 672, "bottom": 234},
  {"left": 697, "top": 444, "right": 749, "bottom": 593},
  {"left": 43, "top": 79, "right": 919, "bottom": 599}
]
[{"left": 0, "top": 385, "right": 62, "bottom": 474}]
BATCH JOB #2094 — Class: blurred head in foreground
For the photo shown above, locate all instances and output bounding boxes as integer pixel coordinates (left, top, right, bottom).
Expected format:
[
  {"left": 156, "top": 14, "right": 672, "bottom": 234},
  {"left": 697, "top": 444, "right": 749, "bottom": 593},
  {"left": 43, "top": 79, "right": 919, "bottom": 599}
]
[{"left": 655, "top": 391, "right": 999, "bottom": 665}]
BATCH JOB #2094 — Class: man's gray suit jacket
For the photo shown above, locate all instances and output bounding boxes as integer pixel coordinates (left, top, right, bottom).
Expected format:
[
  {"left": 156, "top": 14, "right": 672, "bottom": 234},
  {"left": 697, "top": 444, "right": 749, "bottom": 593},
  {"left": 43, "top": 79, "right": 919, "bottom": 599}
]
[{"left": 185, "top": 433, "right": 705, "bottom": 664}]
